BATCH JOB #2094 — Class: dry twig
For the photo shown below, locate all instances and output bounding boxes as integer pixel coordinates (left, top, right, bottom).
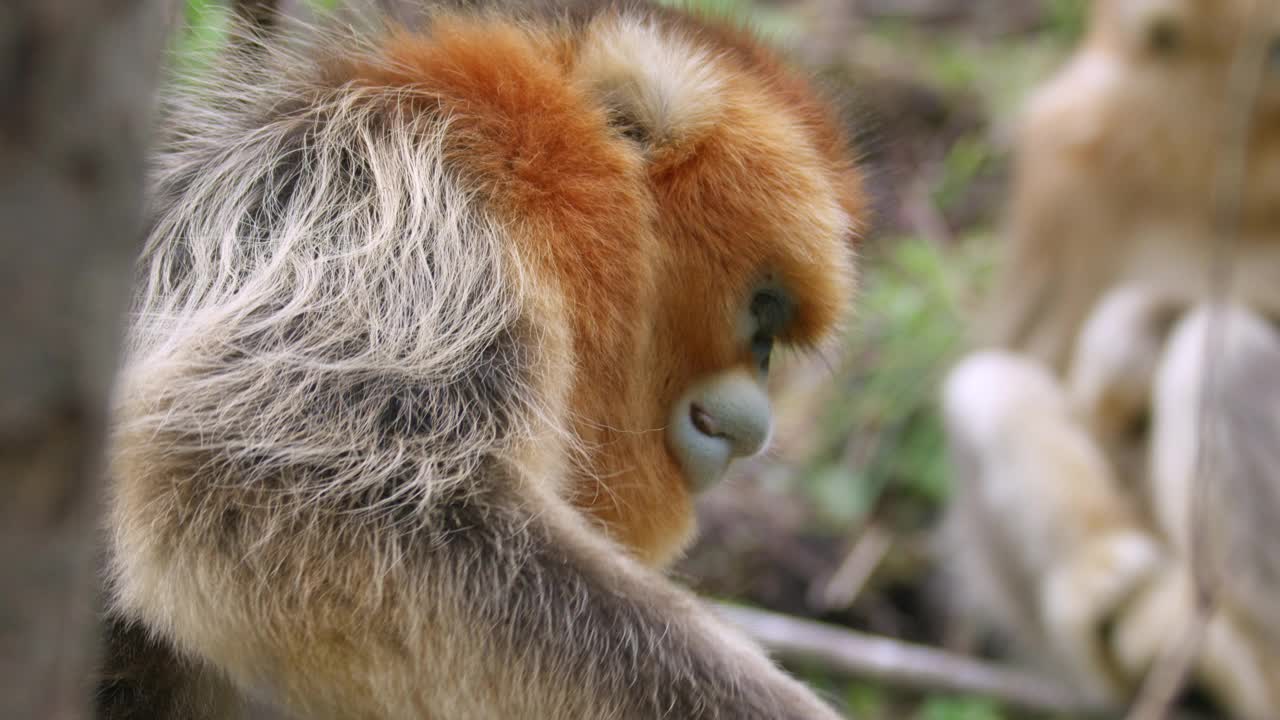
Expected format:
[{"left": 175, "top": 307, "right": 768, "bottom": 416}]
[
  {"left": 809, "top": 522, "right": 893, "bottom": 611},
  {"left": 717, "top": 603, "right": 1109, "bottom": 716}
]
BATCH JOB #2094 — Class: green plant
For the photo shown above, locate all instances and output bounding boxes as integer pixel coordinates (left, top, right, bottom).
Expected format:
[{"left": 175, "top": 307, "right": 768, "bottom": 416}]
[
  {"left": 1045, "top": 0, "right": 1088, "bottom": 45},
  {"left": 917, "top": 696, "right": 1007, "bottom": 720},
  {"left": 799, "top": 235, "right": 994, "bottom": 528}
]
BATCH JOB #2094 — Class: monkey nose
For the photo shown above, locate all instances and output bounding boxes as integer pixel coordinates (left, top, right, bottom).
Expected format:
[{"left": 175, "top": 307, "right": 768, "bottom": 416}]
[
  {"left": 688, "top": 395, "right": 769, "bottom": 458},
  {"left": 669, "top": 370, "right": 772, "bottom": 491}
]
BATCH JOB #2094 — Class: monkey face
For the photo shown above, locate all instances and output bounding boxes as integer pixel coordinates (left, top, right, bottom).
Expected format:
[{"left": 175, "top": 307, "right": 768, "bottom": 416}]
[
  {"left": 1033, "top": 0, "right": 1280, "bottom": 242},
  {"left": 646, "top": 73, "right": 861, "bottom": 496},
  {"left": 665, "top": 287, "right": 792, "bottom": 492},
  {"left": 568, "top": 13, "right": 863, "bottom": 562},
  {"left": 1097, "top": 0, "right": 1280, "bottom": 86}
]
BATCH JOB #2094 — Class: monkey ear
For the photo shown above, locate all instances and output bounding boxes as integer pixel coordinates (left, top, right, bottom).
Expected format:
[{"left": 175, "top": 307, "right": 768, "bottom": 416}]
[{"left": 575, "top": 18, "right": 726, "bottom": 153}]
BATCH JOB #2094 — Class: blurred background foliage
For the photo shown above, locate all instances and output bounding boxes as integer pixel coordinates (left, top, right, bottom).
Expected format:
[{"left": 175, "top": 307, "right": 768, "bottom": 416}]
[{"left": 171, "top": 1, "right": 1087, "bottom": 717}]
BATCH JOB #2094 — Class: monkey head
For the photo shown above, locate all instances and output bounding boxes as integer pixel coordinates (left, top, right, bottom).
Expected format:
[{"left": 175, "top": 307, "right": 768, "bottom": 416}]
[
  {"left": 1013, "top": 0, "right": 1280, "bottom": 249},
  {"left": 349, "top": 10, "right": 863, "bottom": 565},
  {"left": 1090, "top": 0, "right": 1280, "bottom": 113},
  {"left": 575, "top": 14, "right": 865, "bottom": 564}
]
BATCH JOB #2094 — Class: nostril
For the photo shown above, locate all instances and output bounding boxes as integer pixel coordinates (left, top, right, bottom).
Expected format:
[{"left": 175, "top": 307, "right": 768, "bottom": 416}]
[
  {"left": 672, "top": 374, "right": 771, "bottom": 489},
  {"left": 690, "top": 403, "right": 724, "bottom": 438}
]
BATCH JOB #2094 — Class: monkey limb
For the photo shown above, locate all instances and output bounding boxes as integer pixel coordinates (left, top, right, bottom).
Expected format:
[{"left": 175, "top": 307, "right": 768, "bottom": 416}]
[
  {"left": 946, "top": 301, "right": 1280, "bottom": 716},
  {"left": 1111, "top": 563, "right": 1280, "bottom": 720},
  {"left": 1062, "top": 285, "right": 1187, "bottom": 508},
  {"left": 110, "top": 469, "right": 838, "bottom": 718},
  {"left": 942, "top": 351, "right": 1162, "bottom": 703}
]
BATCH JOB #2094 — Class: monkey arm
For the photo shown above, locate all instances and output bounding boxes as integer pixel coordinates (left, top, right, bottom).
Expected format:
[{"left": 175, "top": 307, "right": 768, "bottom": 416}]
[
  {"left": 107, "top": 462, "right": 840, "bottom": 720},
  {"left": 1109, "top": 562, "right": 1280, "bottom": 719},
  {"left": 1063, "top": 285, "right": 1189, "bottom": 491},
  {"left": 1067, "top": 286, "right": 1181, "bottom": 441},
  {"left": 446, "top": 489, "right": 844, "bottom": 720},
  {"left": 985, "top": 75, "right": 1127, "bottom": 371},
  {"left": 987, "top": 182, "right": 1120, "bottom": 372},
  {"left": 942, "top": 351, "right": 1162, "bottom": 703}
]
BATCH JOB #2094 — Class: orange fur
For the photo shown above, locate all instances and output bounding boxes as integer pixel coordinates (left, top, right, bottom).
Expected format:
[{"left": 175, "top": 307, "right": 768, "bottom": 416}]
[{"left": 350, "top": 8, "right": 862, "bottom": 564}]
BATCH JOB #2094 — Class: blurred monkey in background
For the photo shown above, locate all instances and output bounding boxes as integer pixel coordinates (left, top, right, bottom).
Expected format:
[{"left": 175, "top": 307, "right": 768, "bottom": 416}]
[{"left": 944, "top": 0, "right": 1280, "bottom": 715}]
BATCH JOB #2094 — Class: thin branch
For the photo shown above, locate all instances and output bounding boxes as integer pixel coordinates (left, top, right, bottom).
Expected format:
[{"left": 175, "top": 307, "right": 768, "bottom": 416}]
[
  {"left": 808, "top": 522, "right": 892, "bottom": 611},
  {"left": 717, "top": 603, "right": 1110, "bottom": 717}
]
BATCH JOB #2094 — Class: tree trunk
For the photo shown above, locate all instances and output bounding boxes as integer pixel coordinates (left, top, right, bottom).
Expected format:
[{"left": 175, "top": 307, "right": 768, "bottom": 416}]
[{"left": 0, "top": 1, "right": 167, "bottom": 717}]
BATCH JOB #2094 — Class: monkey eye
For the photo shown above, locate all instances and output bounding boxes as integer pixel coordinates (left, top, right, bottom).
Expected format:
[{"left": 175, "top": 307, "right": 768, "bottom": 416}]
[
  {"left": 751, "top": 290, "right": 787, "bottom": 329},
  {"left": 1147, "top": 18, "right": 1181, "bottom": 56},
  {"left": 749, "top": 290, "right": 788, "bottom": 373}
]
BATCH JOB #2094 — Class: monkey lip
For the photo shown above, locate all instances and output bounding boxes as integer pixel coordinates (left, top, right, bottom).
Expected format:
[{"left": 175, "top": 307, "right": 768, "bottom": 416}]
[
  {"left": 670, "top": 401, "right": 735, "bottom": 492},
  {"left": 669, "top": 373, "right": 772, "bottom": 492}
]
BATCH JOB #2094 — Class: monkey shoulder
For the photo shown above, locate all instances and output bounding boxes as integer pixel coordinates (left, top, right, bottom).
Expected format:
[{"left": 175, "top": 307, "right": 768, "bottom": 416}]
[{"left": 121, "top": 35, "right": 552, "bottom": 528}]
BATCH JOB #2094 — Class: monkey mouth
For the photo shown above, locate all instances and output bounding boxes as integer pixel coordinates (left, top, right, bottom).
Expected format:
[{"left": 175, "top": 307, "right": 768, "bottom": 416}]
[
  {"left": 667, "top": 372, "right": 772, "bottom": 492},
  {"left": 670, "top": 400, "right": 736, "bottom": 492}
]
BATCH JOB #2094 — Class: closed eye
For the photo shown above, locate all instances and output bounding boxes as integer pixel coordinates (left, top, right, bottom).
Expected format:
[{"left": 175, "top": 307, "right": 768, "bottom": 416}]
[
  {"left": 749, "top": 289, "right": 790, "bottom": 373},
  {"left": 751, "top": 290, "right": 787, "bottom": 332},
  {"left": 1147, "top": 18, "right": 1181, "bottom": 56}
]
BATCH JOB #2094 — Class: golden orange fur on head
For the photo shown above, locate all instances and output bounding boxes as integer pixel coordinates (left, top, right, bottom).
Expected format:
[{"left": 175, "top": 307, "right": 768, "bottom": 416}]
[{"left": 349, "top": 5, "right": 862, "bottom": 564}]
